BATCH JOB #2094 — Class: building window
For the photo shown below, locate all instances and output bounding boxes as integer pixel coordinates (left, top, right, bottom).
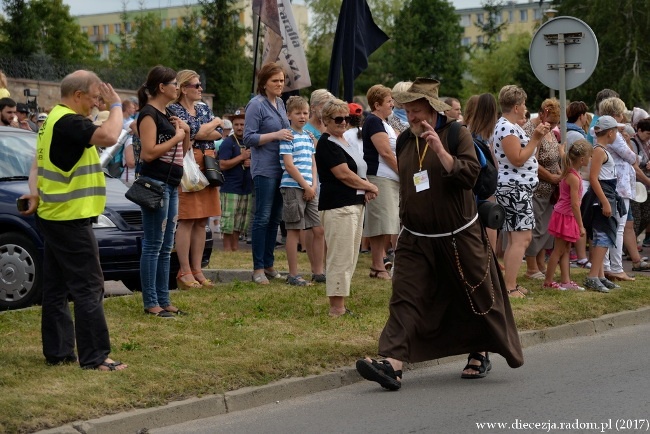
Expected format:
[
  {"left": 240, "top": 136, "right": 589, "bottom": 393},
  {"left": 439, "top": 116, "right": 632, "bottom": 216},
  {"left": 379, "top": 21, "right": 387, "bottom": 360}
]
[
  {"left": 460, "top": 14, "right": 470, "bottom": 27},
  {"left": 520, "top": 10, "right": 528, "bottom": 22},
  {"left": 491, "top": 12, "right": 502, "bottom": 24},
  {"left": 476, "top": 13, "right": 484, "bottom": 25},
  {"left": 82, "top": 26, "right": 88, "bottom": 34},
  {"left": 102, "top": 44, "right": 110, "bottom": 59},
  {"left": 114, "top": 23, "right": 120, "bottom": 33},
  {"left": 461, "top": 37, "right": 471, "bottom": 47},
  {"left": 93, "top": 25, "right": 99, "bottom": 35},
  {"left": 477, "top": 35, "right": 484, "bottom": 44},
  {"left": 170, "top": 18, "right": 177, "bottom": 27},
  {"left": 161, "top": 20, "right": 166, "bottom": 29},
  {"left": 508, "top": 10, "right": 513, "bottom": 23},
  {"left": 534, "top": 8, "right": 543, "bottom": 20},
  {"left": 125, "top": 22, "right": 132, "bottom": 33},
  {"left": 103, "top": 24, "right": 109, "bottom": 35}
]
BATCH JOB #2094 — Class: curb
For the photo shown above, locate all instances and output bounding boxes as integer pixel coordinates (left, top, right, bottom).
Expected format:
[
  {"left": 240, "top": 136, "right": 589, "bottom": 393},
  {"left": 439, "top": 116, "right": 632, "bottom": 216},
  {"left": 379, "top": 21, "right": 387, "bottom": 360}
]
[{"left": 38, "top": 306, "right": 650, "bottom": 434}]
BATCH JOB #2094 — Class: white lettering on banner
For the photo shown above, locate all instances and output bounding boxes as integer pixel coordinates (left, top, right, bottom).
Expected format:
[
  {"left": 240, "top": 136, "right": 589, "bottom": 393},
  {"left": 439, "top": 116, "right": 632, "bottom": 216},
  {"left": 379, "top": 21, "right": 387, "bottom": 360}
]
[{"left": 260, "top": 1, "right": 311, "bottom": 91}]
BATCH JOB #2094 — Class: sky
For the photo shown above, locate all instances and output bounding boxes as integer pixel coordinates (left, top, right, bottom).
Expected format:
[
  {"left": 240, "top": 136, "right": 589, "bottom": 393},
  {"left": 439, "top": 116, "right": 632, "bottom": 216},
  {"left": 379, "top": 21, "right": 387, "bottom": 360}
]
[{"left": 48, "top": 0, "right": 486, "bottom": 16}]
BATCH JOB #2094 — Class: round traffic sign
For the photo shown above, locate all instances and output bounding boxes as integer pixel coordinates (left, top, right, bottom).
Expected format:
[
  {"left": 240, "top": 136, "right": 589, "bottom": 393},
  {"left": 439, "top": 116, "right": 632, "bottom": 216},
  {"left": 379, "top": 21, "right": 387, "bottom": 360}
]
[{"left": 529, "top": 16, "right": 598, "bottom": 90}]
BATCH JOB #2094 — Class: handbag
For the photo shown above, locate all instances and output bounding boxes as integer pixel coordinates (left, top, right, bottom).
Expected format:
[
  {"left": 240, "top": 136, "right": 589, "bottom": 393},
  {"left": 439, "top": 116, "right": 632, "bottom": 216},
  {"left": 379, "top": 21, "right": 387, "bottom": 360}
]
[
  {"left": 549, "top": 184, "right": 560, "bottom": 205},
  {"left": 201, "top": 145, "right": 225, "bottom": 187},
  {"left": 125, "top": 177, "right": 164, "bottom": 209},
  {"left": 180, "top": 149, "right": 209, "bottom": 192},
  {"left": 125, "top": 144, "right": 177, "bottom": 209}
]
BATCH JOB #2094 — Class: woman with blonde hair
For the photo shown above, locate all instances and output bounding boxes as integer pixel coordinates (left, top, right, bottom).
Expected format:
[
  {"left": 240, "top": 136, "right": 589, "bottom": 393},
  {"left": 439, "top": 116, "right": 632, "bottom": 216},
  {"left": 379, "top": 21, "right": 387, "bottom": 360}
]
[
  {"left": 493, "top": 85, "right": 549, "bottom": 298},
  {"left": 522, "top": 98, "right": 563, "bottom": 282},
  {"left": 387, "top": 81, "right": 411, "bottom": 135},
  {"left": 316, "top": 99, "right": 378, "bottom": 316},
  {"left": 304, "top": 89, "right": 334, "bottom": 140},
  {"left": 0, "top": 70, "right": 10, "bottom": 98},
  {"left": 168, "top": 70, "right": 223, "bottom": 289},
  {"left": 362, "top": 84, "right": 399, "bottom": 279}
]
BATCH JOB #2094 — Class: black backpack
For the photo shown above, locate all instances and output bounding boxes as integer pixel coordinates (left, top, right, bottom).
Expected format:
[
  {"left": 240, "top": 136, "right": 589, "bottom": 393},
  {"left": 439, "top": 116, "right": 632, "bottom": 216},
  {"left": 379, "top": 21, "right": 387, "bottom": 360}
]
[{"left": 447, "top": 122, "right": 498, "bottom": 200}]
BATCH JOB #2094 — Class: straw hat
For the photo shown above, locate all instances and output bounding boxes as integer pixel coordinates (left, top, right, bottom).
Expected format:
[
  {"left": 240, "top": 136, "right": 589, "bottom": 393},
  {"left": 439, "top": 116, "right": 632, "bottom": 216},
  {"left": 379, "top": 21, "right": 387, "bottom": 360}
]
[{"left": 392, "top": 78, "right": 452, "bottom": 113}]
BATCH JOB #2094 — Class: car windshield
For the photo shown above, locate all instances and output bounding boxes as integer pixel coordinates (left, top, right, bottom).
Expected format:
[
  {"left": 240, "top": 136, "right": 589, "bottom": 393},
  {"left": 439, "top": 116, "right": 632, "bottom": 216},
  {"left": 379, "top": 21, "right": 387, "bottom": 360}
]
[{"left": 0, "top": 131, "right": 35, "bottom": 177}]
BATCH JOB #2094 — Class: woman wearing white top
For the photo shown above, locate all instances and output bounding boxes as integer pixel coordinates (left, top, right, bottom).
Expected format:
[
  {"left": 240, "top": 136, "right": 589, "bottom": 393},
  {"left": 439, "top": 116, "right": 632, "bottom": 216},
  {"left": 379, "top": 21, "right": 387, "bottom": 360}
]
[{"left": 492, "top": 85, "right": 549, "bottom": 298}]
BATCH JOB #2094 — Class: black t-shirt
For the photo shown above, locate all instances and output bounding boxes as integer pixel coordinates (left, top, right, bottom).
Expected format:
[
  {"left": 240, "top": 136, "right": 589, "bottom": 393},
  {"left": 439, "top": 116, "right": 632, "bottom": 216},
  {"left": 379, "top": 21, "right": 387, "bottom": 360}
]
[
  {"left": 137, "top": 104, "right": 183, "bottom": 186},
  {"left": 315, "top": 133, "right": 365, "bottom": 211},
  {"left": 49, "top": 112, "right": 98, "bottom": 172},
  {"left": 361, "top": 113, "right": 385, "bottom": 176}
]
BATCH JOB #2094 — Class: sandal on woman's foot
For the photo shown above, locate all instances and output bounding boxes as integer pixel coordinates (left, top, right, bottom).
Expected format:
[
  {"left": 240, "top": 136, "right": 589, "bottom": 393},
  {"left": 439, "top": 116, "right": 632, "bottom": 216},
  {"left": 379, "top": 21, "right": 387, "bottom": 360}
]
[
  {"left": 461, "top": 352, "right": 491, "bottom": 379},
  {"left": 83, "top": 359, "right": 128, "bottom": 371},
  {"left": 191, "top": 270, "right": 215, "bottom": 288},
  {"left": 507, "top": 288, "right": 526, "bottom": 298},
  {"left": 329, "top": 308, "right": 355, "bottom": 318},
  {"left": 252, "top": 272, "right": 269, "bottom": 285},
  {"left": 286, "top": 274, "right": 312, "bottom": 286},
  {"left": 356, "top": 358, "right": 402, "bottom": 390},
  {"left": 632, "top": 261, "right": 650, "bottom": 271},
  {"left": 176, "top": 271, "right": 201, "bottom": 290},
  {"left": 369, "top": 268, "right": 391, "bottom": 280}
]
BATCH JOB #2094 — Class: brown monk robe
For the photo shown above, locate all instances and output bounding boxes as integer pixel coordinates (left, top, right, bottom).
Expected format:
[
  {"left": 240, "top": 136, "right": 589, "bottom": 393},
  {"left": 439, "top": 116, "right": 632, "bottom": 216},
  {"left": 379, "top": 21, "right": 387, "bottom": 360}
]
[
  {"left": 357, "top": 78, "right": 522, "bottom": 390},
  {"left": 378, "top": 122, "right": 523, "bottom": 368}
]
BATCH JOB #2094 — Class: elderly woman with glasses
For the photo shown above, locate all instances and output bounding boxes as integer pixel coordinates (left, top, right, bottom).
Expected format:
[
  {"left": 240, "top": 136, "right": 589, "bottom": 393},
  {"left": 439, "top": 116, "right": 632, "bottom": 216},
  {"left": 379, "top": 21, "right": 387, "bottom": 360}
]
[
  {"left": 168, "top": 69, "right": 222, "bottom": 290},
  {"left": 521, "top": 98, "right": 563, "bottom": 283},
  {"left": 316, "top": 99, "right": 378, "bottom": 317}
]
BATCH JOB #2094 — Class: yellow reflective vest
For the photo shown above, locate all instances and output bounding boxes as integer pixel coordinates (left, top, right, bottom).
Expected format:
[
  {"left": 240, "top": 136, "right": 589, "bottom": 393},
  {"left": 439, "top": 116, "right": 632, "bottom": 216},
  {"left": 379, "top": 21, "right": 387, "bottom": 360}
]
[{"left": 37, "top": 104, "right": 106, "bottom": 220}]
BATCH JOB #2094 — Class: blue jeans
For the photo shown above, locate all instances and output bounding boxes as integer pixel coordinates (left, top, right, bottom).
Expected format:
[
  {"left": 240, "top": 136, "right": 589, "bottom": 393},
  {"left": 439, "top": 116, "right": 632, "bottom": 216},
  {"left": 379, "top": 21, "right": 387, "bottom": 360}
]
[
  {"left": 140, "top": 179, "right": 178, "bottom": 309},
  {"left": 252, "top": 175, "right": 283, "bottom": 270}
]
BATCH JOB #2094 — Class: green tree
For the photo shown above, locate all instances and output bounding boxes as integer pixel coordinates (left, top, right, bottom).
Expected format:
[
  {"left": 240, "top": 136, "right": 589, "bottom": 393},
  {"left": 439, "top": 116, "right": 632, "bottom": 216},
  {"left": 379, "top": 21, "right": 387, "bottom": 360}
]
[
  {"left": 30, "top": 0, "right": 96, "bottom": 62},
  {"left": 390, "top": 0, "right": 465, "bottom": 97},
  {"left": 0, "top": 0, "right": 39, "bottom": 56},
  {"left": 474, "top": 0, "right": 508, "bottom": 52},
  {"left": 169, "top": 6, "right": 204, "bottom": 73},
  {"left": 554, "top": 0, "right": 650, "bottom": 108},
  {"left": 200, "top": 0, "right": 251, "bottom": 114},
  {"left": 462, "top": 32, "right": 531, "bottom": 101},
  {"left": 304, "top": 0, "right": 340, "bottom": 92}
]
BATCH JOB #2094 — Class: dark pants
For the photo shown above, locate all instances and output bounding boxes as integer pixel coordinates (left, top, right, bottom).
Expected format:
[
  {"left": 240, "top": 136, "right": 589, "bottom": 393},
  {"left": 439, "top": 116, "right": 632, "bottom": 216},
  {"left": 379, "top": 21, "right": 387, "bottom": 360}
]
[{"left": 36, "top": 216, "right": 110, "bottom": 368}]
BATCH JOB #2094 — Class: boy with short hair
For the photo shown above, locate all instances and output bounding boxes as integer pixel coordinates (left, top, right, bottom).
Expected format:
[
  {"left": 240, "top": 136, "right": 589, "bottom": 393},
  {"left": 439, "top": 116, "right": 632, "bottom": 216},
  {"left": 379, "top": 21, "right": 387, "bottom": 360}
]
[{"left": 279, "top": 96, "right": 325, "bottom": 286}]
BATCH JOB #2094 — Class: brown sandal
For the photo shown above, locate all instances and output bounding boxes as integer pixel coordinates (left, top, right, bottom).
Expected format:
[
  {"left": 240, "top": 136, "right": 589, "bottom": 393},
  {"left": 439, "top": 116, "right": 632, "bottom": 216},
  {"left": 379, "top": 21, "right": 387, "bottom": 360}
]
[
  {"left": 369, "top": 268, "right": 391, "bottom": 280},
  {"left": 192, "top": 269, "right": 215, "bottom": 288}
]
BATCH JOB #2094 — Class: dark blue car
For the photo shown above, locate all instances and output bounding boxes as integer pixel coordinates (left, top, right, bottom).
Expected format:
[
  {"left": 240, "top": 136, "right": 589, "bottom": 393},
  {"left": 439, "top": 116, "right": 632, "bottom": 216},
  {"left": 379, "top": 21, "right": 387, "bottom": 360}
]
[{"left": 0, "top": 126, "right": 212, "bottom": 310}]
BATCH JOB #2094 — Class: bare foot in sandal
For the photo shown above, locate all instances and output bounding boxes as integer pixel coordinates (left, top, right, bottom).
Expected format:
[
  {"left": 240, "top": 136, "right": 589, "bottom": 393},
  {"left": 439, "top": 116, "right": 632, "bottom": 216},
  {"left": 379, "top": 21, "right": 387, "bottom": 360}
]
[{"left": 369, "top": 268, "right": 391, "bottom": 280}]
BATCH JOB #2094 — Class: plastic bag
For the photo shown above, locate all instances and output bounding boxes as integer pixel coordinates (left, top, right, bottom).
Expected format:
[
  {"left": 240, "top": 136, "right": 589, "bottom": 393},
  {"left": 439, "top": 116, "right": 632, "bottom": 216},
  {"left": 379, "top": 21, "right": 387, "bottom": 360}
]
[{"left": 181, "top": 150, "right": 209, "bottom": 192}]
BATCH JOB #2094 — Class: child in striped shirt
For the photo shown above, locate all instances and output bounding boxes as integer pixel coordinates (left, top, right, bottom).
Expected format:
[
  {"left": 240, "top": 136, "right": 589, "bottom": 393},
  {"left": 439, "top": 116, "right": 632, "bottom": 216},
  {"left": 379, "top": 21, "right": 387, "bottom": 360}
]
[{"left": 279, "top": 96, "right": 325, "bottom": 286}]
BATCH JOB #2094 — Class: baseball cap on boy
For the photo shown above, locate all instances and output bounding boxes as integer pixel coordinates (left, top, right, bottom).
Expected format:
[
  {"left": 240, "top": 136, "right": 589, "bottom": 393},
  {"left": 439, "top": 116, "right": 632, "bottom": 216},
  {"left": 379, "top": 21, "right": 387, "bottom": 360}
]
[{"left": 593, "top": 115, "right": 624, "bottom": 132}]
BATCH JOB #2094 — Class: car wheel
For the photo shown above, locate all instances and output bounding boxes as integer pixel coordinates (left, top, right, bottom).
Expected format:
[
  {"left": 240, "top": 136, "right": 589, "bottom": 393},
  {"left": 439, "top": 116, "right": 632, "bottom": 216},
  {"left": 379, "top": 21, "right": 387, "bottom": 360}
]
[
  {"left": 121, "top": 277, "right": 141, "bottom": 292},
  {"left": 0, "top": 232, "right": 42, "bottom": 310}
]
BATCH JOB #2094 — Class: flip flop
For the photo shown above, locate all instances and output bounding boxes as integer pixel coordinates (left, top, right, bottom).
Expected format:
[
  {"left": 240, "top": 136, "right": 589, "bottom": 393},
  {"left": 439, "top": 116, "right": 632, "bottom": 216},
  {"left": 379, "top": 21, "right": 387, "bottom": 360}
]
[{"left": 525, "top": 271, "right": 545, "bottom": 279}]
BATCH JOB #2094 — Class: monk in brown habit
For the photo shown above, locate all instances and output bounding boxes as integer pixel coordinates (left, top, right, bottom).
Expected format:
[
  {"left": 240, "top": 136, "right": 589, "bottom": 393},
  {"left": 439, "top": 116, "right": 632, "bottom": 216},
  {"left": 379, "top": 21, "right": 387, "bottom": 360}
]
[{"left": 356, "top": 78, "right": 523, "bottom": 390}]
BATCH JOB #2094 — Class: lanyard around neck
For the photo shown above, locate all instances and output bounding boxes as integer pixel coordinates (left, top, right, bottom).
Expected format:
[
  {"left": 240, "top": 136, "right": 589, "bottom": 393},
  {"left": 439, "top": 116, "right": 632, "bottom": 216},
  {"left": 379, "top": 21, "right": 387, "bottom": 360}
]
[{"left": 415, "top": 136, "right": 428, "bottom": 171}]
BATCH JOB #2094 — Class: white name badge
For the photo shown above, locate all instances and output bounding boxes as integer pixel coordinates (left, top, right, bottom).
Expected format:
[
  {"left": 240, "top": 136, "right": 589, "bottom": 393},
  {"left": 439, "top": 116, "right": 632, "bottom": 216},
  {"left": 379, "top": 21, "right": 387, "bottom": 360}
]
[{"left": 413, "top": 170, "right": 430, "bottom": 192}]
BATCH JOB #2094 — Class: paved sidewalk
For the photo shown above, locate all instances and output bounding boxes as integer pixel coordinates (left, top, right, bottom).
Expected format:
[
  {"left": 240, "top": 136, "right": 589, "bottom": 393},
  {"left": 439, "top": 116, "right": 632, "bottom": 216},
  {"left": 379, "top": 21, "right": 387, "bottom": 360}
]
[{"left": 37, "top": 306, "right": 650, "bottom": 434}]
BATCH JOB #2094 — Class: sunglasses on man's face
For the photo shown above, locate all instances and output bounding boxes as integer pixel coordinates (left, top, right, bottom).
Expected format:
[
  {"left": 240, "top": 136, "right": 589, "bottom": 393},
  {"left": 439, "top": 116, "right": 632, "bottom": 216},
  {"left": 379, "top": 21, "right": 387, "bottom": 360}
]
[{"left": 332, "top": 116, "right": 351, "bottom": 124}]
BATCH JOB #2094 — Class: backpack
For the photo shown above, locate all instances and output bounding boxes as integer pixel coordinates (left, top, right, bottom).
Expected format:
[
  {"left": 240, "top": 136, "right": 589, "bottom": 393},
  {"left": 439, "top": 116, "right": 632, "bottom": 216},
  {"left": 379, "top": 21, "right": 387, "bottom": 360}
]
[{"left": 447, "top": 122, "right": 498, "bottom": 200}]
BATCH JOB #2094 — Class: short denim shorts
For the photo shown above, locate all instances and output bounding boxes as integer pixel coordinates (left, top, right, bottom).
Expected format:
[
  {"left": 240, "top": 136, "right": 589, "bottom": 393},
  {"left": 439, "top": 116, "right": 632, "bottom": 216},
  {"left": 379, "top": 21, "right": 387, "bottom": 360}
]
[{"left": 592, "top": 227, "right": 614, "bottom": 248}]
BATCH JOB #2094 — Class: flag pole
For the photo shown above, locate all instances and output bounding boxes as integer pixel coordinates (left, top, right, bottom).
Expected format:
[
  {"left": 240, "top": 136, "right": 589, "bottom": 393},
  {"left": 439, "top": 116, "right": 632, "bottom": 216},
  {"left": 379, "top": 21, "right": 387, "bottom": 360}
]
[{"left": 251, "top": 13, "right": 261, "bottom": 97}]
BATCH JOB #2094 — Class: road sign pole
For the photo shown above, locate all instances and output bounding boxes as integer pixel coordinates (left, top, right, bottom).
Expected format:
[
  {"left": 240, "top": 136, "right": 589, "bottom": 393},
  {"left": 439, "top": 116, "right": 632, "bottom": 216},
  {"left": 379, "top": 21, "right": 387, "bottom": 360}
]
[{"left": 558, "top": 33, "right": 567, "bottom": 145}]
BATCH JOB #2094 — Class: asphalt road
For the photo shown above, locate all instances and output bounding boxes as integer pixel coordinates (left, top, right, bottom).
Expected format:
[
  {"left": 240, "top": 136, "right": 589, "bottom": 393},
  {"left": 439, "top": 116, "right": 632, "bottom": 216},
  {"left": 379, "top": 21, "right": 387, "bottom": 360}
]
[{"left": 151, "top": 322, "right": 650, "bottom": 434}]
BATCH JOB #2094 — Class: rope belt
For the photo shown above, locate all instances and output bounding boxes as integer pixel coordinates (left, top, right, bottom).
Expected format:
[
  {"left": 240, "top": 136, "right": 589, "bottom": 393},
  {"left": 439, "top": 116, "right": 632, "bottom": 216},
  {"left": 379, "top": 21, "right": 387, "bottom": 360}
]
[{"left": 401, "top": 214, "right": 478, "bottom": 238}]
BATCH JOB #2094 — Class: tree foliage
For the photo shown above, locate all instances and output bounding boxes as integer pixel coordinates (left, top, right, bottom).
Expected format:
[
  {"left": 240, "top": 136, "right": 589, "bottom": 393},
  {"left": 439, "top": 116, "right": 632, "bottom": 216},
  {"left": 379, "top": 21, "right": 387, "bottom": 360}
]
[
  {"left": 390, "top": 0, "right": 465, "bottom": 97},
  {"left": 0, "top": 0, "right": 94, "bottom": 61},
  {"left": 473, "top": 0, "right": 508, "bottom": 52},
  {"left": 200, "top": 0, "right": 251, "bottom": 114},
  {"left": 553, "top": 0, "right": 650, "bottom": 109}
]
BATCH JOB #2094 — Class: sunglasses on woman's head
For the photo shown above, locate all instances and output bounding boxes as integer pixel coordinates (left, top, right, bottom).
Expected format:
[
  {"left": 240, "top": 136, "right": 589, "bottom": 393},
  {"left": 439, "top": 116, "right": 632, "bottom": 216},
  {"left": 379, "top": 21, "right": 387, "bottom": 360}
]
[{"left": 333, "top": 116, "right": 351, "bottom": 124}]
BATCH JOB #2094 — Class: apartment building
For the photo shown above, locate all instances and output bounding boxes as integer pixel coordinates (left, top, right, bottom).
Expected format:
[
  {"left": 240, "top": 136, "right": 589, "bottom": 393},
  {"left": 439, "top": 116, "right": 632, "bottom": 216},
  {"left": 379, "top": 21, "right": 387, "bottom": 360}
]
[
  {"left": 75, "top": 1, "right": 309, "bottom": 60},
  {"left": 456, "top": 0, "right": 554, "bottom": 47}
]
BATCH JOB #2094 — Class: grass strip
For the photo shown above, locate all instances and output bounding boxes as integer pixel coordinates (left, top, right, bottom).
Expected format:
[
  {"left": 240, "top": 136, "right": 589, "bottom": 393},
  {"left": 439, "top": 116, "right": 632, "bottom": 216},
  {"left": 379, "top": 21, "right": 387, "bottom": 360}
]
[{"left": 1, "top": 250, "right": 649, "bottom": 433}]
